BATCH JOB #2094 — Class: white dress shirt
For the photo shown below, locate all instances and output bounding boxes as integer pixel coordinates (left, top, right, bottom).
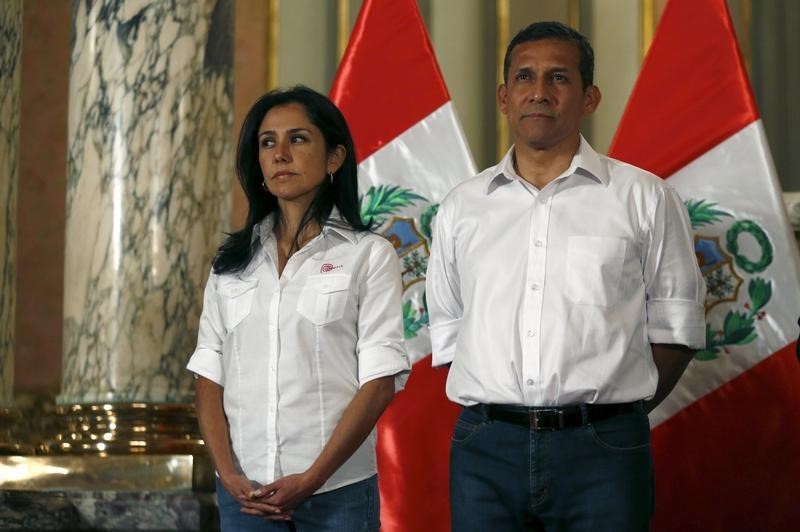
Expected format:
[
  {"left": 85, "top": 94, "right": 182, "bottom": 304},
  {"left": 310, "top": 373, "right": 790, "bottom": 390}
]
[
  {"left": 427, "top": 137, "right": 706, "bottom": 407},
  {"left": 187, "top": 214, "right": 409, "bottom": 493}
]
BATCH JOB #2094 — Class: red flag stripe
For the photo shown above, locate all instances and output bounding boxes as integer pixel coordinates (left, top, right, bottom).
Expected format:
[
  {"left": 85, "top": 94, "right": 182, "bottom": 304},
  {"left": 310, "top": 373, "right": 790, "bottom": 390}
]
[
  {"left": 330, "top": 0, "right": 450, "bottom": 162},
  {"left": 651, "top": 342, "right": 800, "bottom": 532},
  {"left": 376, "top": 356, "right": 461, "bottom": 532},
  {"left": 608, "top": 0, "right": 759, "bottom": 178}
]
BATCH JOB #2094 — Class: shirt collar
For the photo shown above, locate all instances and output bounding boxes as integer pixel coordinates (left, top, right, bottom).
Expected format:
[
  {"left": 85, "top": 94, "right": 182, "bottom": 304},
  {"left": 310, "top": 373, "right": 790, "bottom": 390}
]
[
  {"left": 486, "top": 135, "right": 608, "bottom": 194},
  {"left": 322, "top": 208, "right": 359, "bottom": 244},
  {"left": 252, "top": 207, "right": 358, "bottom": 246}
]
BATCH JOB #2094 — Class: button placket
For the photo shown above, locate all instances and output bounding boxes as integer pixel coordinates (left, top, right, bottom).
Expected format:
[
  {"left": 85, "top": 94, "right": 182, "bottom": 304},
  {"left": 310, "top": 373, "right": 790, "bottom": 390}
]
[
  {"left": 523, "top": 191, "right": 552, "bottom": 403},
  {"left": 265, "top": 283, "right": 280, "bottom": 478}
]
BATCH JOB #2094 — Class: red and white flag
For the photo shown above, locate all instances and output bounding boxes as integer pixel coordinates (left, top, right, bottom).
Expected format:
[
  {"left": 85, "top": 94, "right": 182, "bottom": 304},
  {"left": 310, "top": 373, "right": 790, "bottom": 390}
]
[
  {"left": 609, "top": 0, "right": 800, "bottom": 529},
  {"left": 330, "top": 1, "right": 475, "bottom": 529}
]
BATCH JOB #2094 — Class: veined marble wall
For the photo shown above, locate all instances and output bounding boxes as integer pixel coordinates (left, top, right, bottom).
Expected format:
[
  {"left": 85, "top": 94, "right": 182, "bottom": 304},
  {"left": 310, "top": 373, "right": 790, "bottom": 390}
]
[
  {"left": 0, "top": 0, "right": 22, "bottom": 407},
  {"left": 60, "top": 0, "right": 233, "bottom": 404}
]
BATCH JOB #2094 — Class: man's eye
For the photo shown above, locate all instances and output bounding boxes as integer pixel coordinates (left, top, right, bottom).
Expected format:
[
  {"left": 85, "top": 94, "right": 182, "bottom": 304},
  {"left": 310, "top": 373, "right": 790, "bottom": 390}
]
[
  {"left": 553, "top": 74, "right": 567, "bottom": 82},
  {"left": 516, "top": 72, "right": 530, "bottom": 81}
]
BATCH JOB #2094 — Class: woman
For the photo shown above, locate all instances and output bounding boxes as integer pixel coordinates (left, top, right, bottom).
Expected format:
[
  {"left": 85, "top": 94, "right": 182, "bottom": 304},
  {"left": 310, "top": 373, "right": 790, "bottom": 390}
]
[{"left": 187, "top": 86, "right": 409, "bottom": 531}]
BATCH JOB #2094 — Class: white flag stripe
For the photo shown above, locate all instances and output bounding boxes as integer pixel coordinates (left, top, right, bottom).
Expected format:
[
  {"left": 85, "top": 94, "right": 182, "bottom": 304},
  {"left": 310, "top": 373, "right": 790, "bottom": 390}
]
[
  {"left": 651, "top": 120, "right": 800, "bottom": 426},
  {"left": 357, "top": 102, "right": 476, "bottom": 200},
  {"left": 356, "top": 101, "right": 475, "bottom": 365}
]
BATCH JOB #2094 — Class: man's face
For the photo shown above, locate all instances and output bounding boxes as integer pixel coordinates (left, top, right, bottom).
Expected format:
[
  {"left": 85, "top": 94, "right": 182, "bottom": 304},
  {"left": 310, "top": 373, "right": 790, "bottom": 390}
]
[{"left": 498, "top": 38, "right": 600, "bottom": 151}]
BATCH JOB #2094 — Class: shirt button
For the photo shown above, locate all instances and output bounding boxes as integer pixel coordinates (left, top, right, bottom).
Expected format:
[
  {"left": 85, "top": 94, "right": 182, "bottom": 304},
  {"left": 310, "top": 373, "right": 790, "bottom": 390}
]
[
  {"left": 526, "top": 379, "right": 534, "bottom": 385},
  {"left": 534, "top": 240, "right": 543, "bottom": 247},
  {"left": 540, "top": 198, "right": 548, "bottom": 205},
  {"left": 531, "top": 283, "right": 540, "bottom": 291},
  {"left": 527, "top": 330, "right": 535, "bottom": 337}
]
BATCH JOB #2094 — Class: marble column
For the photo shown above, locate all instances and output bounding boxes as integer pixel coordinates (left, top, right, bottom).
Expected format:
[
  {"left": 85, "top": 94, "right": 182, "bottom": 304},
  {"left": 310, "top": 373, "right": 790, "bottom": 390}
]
[
  {"left": 60, "top": 0, "right": 233, "bottom": 406},
  {"left": 0, "top": 0, "right": 22, "bottom": 409}
]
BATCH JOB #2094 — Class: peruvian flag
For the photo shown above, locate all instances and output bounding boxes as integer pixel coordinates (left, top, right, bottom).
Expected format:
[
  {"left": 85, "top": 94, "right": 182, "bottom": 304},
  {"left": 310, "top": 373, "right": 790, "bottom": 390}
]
[
  {"left": 609, "top": 0, "right": 800, "bottom": 530},
  {"left": 330, "top": 1, "right": 475, "bottom": 530}
]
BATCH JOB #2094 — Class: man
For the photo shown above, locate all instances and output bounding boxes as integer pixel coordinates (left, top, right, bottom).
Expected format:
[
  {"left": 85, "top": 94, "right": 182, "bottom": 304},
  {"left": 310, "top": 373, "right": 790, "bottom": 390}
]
[{"left": 427, "top": 21, "right": 706, "bottom": 531}]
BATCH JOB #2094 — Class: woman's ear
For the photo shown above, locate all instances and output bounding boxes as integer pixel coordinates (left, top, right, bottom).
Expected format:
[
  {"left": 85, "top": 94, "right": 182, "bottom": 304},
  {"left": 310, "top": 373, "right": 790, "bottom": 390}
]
[{"left": 327, "top": 145, "right": 346, "bottom": 174}]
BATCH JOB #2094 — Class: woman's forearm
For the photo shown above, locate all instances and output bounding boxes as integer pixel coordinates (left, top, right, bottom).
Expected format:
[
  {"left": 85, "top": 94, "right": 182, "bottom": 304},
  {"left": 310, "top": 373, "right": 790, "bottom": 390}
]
[
  {"left": 305, "top": 375, "right": 396, "bottom": 487},
  {"left": 194, "top": 376, "right": 238, "bottom": 478}
]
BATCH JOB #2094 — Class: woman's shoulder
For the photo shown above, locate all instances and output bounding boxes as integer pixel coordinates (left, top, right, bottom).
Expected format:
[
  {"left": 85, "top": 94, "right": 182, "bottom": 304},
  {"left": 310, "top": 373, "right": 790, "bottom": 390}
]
[{"left": 353, "top": 230, "right": 397, "bottom": 253}]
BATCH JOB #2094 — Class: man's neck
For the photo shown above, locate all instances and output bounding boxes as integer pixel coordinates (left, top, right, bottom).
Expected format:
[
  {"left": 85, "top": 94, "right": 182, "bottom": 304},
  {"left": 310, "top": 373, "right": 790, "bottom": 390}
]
[{"left": 513, "top": 135, "right": 581, "bottom": 190}]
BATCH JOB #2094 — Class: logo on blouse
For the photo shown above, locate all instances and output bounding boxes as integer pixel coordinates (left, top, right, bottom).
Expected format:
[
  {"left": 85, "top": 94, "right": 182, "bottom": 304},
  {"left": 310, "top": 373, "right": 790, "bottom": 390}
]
[
  {"left": 359, "top": 185, "right": 438, "bottom": 341},
  {"left": 686, "top": 199, "right": 774, "bottom": 361},
  {"left": 320, "top": 263, "right": 343, "bottom": 273}
]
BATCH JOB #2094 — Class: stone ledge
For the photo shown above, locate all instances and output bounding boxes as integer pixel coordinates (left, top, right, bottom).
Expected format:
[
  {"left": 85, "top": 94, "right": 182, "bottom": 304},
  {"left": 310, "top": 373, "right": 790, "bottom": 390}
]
[{"left": 0, "top": 489, "right": 218, "bottom": 531}]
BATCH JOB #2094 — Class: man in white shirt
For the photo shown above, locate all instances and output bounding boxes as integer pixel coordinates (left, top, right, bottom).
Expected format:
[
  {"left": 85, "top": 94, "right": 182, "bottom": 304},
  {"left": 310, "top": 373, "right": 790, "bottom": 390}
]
[{"left": 427, "top": 21, "right": 706, "bottom": 531}]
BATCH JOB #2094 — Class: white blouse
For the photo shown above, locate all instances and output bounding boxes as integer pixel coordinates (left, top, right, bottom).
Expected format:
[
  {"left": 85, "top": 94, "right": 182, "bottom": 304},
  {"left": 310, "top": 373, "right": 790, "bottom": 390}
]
[{"left": 187, "top": 215, "right": 409, "bottom": 493}]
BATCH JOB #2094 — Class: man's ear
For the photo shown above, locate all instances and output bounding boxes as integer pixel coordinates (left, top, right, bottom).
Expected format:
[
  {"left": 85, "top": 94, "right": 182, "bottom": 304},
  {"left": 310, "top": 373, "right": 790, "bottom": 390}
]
[
  {"left": 583, "top": 85, "right": 601, "bottom": 117},
  {"left": 497, "top": 83, "right": 509, "bottom": 115}
]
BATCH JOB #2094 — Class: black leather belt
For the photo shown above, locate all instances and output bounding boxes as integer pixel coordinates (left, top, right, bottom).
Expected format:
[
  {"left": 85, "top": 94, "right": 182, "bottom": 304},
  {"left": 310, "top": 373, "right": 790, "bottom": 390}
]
[{"left": 467, "top": 401, "right": 642, "bottom": 431}]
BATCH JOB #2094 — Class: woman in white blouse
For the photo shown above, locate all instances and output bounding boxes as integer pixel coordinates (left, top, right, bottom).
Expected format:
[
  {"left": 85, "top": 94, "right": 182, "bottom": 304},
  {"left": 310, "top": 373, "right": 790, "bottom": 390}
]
[{"left": 187, "top": 86, "right": 409, "bottom": 531}]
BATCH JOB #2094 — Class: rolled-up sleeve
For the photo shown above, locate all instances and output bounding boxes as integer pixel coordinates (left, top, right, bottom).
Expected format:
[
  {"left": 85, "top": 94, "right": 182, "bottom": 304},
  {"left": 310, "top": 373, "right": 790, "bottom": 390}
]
[
  {"left": 356, "top": 238, "right": 410, "bottom": 388},
  {"left": 186, "top": 270, "right": 226, "bottom": 385},
  {"left": 426, "top": 201, "right": 463, "bottom": 366},
  {"left": 643, "top": 184, "right": 707, "bottom": 349}
]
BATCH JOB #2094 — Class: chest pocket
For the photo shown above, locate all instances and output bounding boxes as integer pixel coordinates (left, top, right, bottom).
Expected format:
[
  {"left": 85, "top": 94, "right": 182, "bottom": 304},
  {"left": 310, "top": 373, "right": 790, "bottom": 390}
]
[
  {"left": 217, "top": 278, "right": 259, "bottom": 331},
  {"left": 297, "top": 273, "right": 352, "bottom": 325},
  {"left": 564, "top": 236, "right": 627, "bottom": 307}
]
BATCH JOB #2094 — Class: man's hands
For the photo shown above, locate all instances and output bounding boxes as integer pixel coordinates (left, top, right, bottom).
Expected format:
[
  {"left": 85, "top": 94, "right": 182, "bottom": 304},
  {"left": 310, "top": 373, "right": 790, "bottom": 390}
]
[{"left": 646, "top": 343, "right": 696, "bottom": 413}]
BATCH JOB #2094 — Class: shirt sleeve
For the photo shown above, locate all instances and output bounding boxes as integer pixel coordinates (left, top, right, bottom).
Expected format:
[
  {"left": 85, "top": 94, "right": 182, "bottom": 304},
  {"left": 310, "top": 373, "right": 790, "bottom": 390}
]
[
  {"left": 186, "top": 269, "right": 226, "bottom": 385},
  {"left": 426, "top": 201, "right": 464, "bottom": 366},
  {"left": 356, "top": 238, "right": 411, "bottom": 388},
  {"left": 643, "top": 184, "right": 707, "bottom": 349}
]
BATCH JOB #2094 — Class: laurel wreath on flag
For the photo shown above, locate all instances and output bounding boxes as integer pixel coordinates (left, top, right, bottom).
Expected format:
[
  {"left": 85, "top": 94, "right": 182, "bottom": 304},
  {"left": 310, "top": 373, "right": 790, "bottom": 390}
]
[
  {"left": 686, "top": 200, "right": 774, "bottom": 361},
  {"left": 360, "top": 185, "right": 439, "bottom": 339}
]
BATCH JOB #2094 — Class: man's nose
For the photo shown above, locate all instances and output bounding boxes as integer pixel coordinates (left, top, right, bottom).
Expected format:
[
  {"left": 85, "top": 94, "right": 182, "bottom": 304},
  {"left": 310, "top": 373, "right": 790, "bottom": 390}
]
[{"left": 531, "top": 77, "right": 550, "bottom": 103}]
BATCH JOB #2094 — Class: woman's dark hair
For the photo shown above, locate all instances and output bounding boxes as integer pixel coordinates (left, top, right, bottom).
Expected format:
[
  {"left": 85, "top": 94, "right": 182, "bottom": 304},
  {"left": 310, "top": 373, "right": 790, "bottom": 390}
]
[{"left": 213, "top": 85, "right": 368, "bottom": 274}]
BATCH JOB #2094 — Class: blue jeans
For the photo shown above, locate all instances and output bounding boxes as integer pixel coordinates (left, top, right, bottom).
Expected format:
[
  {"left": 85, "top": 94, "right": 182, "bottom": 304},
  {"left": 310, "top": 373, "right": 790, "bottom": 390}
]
[
  {"left": 450, "top": 405, "right": 653, "bottom": 531},
  {"left": 216, "top": 475, "right": 379, "bottom": 532}
]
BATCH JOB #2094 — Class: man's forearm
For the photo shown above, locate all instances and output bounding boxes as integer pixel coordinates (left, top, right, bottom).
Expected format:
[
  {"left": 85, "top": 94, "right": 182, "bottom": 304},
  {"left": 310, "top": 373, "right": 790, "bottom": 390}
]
[{"left": 645, "top": 344, "right": 696, "bottom": 413}]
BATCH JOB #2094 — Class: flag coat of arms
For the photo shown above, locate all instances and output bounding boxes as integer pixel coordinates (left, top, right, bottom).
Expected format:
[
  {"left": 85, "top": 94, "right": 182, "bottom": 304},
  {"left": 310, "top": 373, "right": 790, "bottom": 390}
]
[
  {"left": 330, "top": 0, "right": 475, "bottom": 529},
  {"left": 609, "top": 0, "right": 800, "bottom": 530}
]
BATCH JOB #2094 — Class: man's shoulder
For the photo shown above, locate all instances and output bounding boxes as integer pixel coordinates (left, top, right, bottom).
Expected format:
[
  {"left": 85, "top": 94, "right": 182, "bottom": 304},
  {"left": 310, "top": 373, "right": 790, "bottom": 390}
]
[
  {"left": 599, "top": 153, "right": 671, "bottom": 193},
  {"left": 440, "top": 165, "right": 499, "bottom": 206}
]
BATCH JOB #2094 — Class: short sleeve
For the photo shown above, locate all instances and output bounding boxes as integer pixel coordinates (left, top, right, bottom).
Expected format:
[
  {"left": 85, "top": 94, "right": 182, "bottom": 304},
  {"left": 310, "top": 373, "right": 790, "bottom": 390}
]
[
  {"left": 356, "top": 238, "right": 411, "bottom": 388},
  {"left": 426, "top": 201, "right": 463, "bottom": 366},
  {"left": 186, "top": 270, "right": 226, "bottom": 385},
  {"left": 643, "top": 184, "right": 707, "bottom": 349}
]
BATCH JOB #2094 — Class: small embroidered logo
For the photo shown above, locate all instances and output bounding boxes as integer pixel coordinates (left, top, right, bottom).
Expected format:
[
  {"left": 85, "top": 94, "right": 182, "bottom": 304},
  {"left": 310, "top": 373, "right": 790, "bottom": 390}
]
[{"left": 320, "top": 263, "right": 342, "bottom": 273}]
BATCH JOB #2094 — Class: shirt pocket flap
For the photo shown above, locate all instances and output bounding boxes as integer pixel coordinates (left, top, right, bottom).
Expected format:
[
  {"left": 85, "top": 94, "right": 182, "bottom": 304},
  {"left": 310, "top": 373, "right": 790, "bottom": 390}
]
[
  {"left": 313, "top": 273, "right": 351, "bottom": 294},
  {"left": 217, "top": 278, "right": 259, "bottom": 298}
]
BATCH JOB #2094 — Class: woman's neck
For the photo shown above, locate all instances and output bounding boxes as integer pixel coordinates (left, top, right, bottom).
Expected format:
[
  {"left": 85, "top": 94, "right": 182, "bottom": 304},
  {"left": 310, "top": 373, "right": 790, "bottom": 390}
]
[{"left": 274, "top": 200, "right": 321, "bottom": 255}]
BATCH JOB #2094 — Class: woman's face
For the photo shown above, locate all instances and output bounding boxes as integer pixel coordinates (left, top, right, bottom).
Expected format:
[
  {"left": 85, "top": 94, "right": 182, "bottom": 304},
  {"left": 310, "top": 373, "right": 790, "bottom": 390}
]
[{"left": 257, "top": 102, "right": 343, "bottom": 207}]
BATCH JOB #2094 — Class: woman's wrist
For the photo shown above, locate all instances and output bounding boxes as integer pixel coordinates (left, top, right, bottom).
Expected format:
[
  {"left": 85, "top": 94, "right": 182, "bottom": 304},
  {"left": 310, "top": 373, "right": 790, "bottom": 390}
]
[{"left": 301, "top": 466, "right": 328, "bottom": 493}]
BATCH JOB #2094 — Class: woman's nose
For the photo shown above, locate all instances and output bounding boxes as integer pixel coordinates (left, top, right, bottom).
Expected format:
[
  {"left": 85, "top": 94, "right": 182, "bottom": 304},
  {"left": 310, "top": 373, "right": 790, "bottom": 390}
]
[{"left": 273, "top": 139, "right": 291, "bottom": 162}]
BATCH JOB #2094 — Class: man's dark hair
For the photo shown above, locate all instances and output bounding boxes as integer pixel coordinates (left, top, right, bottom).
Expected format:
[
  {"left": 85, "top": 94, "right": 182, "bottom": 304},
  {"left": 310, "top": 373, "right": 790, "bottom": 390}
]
[{"left": 503, "top": 21, "right": 595, "bottom": 89}]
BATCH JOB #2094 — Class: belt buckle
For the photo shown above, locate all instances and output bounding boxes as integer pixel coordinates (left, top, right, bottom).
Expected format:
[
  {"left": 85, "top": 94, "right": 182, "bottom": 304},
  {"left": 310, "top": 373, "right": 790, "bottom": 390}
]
[{"left": 529, "top": 408, "right": 564, "bottom": 431}]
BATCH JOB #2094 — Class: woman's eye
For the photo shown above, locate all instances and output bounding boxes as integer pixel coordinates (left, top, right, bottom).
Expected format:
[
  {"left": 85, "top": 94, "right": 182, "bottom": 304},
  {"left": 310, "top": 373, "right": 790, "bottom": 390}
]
[
  {"left": 260, "top": 138, "right": 275, "bottom": 148},
  {"left": 291, "top": 135, "right": 307, "bottom": 143}
]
